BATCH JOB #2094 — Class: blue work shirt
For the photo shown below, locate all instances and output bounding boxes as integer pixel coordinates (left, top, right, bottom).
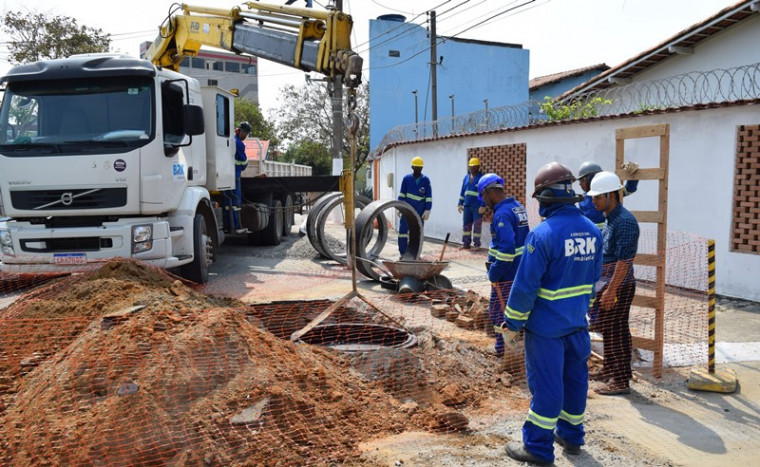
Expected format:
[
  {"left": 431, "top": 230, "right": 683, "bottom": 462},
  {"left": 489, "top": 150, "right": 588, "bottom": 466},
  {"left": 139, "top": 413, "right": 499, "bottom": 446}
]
[
  {"left": 505, "top": 204, "right": 603, "bottom": 338},
  {"left": 601, "top": 203, "right": 639, "bottom": 282},
  {"left": 458, "top": 172, "right": 483, "bottom": 207},
  {"left": 398, "top": 173, "right": 432, "bottom": 215},
  {"left": 487, "top": 197, "right": 529, "bottom": 283},
  {"left": 579, "top": 180, "right": 639, "bottom": 228},
  {"left": 234, "top": 135, "right": 248, "bottom": 177}
]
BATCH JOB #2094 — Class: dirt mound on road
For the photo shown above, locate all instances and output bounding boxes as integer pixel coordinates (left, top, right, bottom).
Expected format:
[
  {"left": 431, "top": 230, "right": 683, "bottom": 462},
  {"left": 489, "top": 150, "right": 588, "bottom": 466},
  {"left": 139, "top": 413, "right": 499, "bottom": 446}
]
[{"left": 0, "top": 260, "right": 448, "bottom": 465}]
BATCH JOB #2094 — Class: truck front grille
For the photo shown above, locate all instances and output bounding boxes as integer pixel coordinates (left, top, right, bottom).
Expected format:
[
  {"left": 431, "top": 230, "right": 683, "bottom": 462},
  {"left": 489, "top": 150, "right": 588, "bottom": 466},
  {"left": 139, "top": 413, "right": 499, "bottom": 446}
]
[
  {"left": 11, "top": 188, "right": 127, "bottom": 211},
  {"left": 20, "top": 237, "right": 113, "bottom": 253}
]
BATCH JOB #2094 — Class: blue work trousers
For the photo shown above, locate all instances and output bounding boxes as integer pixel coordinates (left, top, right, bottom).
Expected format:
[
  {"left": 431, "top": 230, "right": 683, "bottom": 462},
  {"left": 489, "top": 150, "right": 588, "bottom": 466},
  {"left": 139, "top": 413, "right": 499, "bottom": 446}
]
[
  {"left": 488, "top": 279, "right": 512, "bottom": 354},
  {"left": 398, "top": 215, "right": 424, "bottom": 255},
  {"left": 223, "top": 177, "right": 243, "bottom": 230},
  {"left": 522, "top": 329, "right": 590, "bottom": 464},
  {"left": 462, "top": 205, "right": 483, "bottom": 247}
]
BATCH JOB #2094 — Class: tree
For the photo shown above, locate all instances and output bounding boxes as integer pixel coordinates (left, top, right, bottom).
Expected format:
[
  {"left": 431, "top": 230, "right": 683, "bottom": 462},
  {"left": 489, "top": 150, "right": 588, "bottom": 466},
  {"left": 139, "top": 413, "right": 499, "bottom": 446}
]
[
  {"left": 2, "top": 11, "right": 110, "bottom": 64},
  {"left": 234, "top": 97, "right": 279, "bottom": 150},
  {"left": 273, "top": 80, "right": 369, "bottom": 175},
  {"left": 284, "top": 139, "right": 331, "bottom": 175}
]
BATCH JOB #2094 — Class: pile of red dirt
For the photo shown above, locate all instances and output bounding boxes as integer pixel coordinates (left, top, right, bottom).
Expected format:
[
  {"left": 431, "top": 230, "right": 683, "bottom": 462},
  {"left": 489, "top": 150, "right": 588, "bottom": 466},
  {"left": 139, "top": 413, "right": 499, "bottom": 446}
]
[{"left": 0, "top": 260, "right": 484, "bottom": 465}]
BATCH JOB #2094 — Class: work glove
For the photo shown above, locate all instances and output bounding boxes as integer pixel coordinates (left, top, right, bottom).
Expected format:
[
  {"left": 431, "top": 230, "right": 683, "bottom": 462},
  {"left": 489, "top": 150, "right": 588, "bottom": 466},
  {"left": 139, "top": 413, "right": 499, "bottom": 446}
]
[
  {"left": 477, "top": 206, "right": 487, "bottom": 215},
  {"left": 421, "top": 210, "right": 430, "bottom": 221},
  {"left": 457, "top": 205, "right": 464, "bottom": 214},
  {"left": 499, "top": 323, "right": 521, "bottom": 351},
  {"left": 621, "top": 161, "right": 639, "bottom": 176}
]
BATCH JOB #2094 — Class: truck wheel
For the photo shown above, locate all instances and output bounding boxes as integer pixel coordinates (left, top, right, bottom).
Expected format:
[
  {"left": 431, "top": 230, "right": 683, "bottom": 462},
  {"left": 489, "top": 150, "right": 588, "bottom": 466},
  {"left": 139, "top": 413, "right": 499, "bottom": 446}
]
[
  {"left": 181, "top": 213, "right": 213, "bottom": 283},
  {"left": 282, "top": 194, "right": 294, "bottom": 237},
  {"left": 260, "top": 199, "right": 283, "bottom": 246}
]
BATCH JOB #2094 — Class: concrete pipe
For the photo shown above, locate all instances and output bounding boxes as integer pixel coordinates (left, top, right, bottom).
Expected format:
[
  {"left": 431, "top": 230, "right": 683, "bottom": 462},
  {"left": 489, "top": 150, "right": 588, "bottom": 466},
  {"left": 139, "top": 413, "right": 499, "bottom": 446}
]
[{"left": 354, "top": 199, "right": 424, "bottom": 281}]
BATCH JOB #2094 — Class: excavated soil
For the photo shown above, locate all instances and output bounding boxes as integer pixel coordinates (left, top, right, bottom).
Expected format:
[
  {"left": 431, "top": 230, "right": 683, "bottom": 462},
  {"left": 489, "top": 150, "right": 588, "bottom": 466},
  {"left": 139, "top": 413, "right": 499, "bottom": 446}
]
[{"left": 0, "top": 260, "right": 526, "bottom": 466}]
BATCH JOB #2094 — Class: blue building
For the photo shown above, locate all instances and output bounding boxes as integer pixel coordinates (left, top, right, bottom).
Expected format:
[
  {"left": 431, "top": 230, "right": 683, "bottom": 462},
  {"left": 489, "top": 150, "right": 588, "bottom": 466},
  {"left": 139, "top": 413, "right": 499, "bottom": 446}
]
[
  {"left": 528, "top": 64, "right": 609, "bottom": 101},
  {"left": 369, "top": 15, "right": 530, "bottom": 150}
]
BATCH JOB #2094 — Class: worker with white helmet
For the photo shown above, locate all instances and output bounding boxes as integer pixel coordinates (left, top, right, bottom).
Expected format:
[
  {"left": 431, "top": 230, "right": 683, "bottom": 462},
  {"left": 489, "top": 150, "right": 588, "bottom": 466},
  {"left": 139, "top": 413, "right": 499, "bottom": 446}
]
[
  {"left": 397, "top": 156, "right": 432, "bottom": 256},
  {"left": 586, "top": 171, "right": 640, "bottom": 395},
  {"left": 502, "top": 162, "right": 602, "bottom": 465},
  {"left": 477, "top": 173, "right": 529, "bottom": 356},
  {"left": 457, "top": 157, "right": 484, "bottom": 250},
  {"left": 576, "top": 160, "right": 639, "bottom": 230}
]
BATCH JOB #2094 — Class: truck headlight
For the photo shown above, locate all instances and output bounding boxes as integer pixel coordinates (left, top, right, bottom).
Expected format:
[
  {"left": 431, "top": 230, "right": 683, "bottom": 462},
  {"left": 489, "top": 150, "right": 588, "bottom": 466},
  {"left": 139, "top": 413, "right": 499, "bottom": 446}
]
[
  {"left": 0, "top": 230, "right": 12, "bottom": 247},
  {"left": 2, "top": 246, "right": 14, "bottom": 256},
  {"left": 132, "top": 225, "right": 153, "bottom": 254}
]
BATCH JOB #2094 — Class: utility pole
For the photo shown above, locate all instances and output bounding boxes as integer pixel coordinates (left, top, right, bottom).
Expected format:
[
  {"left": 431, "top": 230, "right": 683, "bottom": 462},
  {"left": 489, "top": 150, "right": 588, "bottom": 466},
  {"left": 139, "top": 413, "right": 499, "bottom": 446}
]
[
  {"left": 429, "top": 10, "right": 438, "bottom": 136},
  {"left": 449, "top": 94, "right": 455, "bottom": 132},
  {"left": 412, "top": 90, "right": 419, "bottom": 137}
]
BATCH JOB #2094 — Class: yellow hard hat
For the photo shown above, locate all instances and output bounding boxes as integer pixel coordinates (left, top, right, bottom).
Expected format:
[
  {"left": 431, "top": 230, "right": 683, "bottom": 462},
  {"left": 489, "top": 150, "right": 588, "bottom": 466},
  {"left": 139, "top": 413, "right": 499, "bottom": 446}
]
[
  {"left": 468, "top": 157, "right": 480, "bottom": 167},
  {"left": 411, "top": 156, "right": 424, "bottom": 168}
]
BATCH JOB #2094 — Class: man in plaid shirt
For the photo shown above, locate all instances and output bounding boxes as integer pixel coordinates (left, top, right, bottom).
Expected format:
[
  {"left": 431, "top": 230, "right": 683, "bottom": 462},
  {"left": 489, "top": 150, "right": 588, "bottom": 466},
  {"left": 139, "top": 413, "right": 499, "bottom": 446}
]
[{"left": 587, "top": 171, "right": 640, "bottom": 395}]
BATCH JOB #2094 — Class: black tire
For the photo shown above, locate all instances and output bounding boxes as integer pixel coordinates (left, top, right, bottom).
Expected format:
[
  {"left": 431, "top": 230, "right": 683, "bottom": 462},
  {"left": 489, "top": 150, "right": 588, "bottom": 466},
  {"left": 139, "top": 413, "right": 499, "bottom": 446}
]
[
  {"left": 282, "top": 194, "right": 294, "bottom": 237},
  {"left": 181, "top": 213, "right": 213, "bottom": 283},
  {"left": 260, "top": 199, "right": 283, "bottom": 246},
  {"left": 426, "top": 274, "right": 453, "bottom": 291}
]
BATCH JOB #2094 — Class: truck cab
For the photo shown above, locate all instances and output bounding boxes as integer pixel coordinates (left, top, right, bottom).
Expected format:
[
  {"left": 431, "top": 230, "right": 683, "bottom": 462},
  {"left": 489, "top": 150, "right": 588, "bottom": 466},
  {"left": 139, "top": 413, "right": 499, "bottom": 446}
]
[{"left": 0, "top": 54, "right": 230, "bottom": 282}]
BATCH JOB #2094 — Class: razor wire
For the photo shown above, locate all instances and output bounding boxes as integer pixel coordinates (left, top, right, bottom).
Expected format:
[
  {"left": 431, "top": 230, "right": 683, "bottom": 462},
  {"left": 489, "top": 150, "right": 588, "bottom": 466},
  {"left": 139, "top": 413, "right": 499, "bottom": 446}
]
[{"left": 370, "top": 61, "right": 760, "bottom": 157}]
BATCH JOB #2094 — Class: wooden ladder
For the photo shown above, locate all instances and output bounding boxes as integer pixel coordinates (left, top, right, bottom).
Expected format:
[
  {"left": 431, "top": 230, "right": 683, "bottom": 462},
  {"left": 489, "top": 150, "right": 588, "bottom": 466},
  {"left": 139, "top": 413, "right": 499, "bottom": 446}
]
[{"left": 615, "top": 123, "right": 670, "bottom": 377}]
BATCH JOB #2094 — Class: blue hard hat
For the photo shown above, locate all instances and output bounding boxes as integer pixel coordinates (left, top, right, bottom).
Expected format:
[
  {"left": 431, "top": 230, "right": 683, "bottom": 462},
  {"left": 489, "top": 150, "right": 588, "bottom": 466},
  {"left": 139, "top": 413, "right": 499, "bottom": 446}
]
[{"left": 477, "top": 173, "right": 504, "bottom": 201}]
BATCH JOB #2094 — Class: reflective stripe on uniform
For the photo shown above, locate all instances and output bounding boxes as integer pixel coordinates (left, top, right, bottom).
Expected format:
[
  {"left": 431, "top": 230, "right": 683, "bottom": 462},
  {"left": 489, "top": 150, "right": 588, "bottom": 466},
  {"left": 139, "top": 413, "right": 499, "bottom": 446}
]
[
  {"left": 462, "top": 232, "right": 472, "bottom": 237},
  {"left": 526, "top": 409, "right": 558, "bottom": 430},
  {"left": 425, "top": 197, "right": 433, "bottom": 202},
  {"left": 488, "top": 248, "right": 499, "bottom": 257},
  {"left": 465, "top": 190, "right": 478, "bottom": 197},
  {"left": 559, "top": 410, "right": 584, "bottom": 426},
  {"left": 505, "top": 306, "right": 530, "bottom": 321},
  {"left": 473, "top": 233, "right": 481, "bottom": 237},
  {"left": 235, "top": 160, "right": 248, "bottom": 165},
  {"left": 537, "top": 284, "right": 594, "bottom": 301},
  {"left": 398, "top": 193, "right": 407, "bottom": 198},
  {"left": 493, "top": 246, "right": 525, "bottom": 262},
  {"left": 405, "top": 193, "right": 424, "bottom": 201},
  {"left": 398, "top": 234, "right": 409, "bottom": 238},
  {"left": 595, "top": 222, "right": 605, "bottom": 229}
]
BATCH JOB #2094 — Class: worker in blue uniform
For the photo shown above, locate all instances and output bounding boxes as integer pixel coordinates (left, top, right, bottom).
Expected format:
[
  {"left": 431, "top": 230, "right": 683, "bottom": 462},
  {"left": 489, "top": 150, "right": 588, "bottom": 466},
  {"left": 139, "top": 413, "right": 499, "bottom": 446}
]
[
  {"left": 478, "top": 173, "right": 529, "bottom": 356},
  {"left": 397, "top": 156, "right": 432, "bottom": 256},
  {"left": 224, "top": 121, "right": 250, "bottom": 232},
  {"left": 576, "top": 160, "right": 639, "bottom": 230},
  {"left": 457, "top": 157, "right": 484, "bottom": 250},
  {"left": 502, "top": 162, "right": 603, "bottom": 466}
]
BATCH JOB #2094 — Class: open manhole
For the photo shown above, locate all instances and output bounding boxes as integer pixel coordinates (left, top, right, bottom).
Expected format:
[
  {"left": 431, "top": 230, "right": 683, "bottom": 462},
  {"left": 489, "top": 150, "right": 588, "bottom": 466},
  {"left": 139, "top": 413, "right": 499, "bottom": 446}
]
[{"left": 297, "top": 323, "right": 417, "bottom": 352}]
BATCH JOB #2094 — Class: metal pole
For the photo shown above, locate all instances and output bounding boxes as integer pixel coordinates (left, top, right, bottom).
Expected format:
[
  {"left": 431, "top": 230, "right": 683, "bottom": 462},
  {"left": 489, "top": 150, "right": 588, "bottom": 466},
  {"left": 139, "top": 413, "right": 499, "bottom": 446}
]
[
  {"left": 331, "top": 77, "right": 344, "bottom": 175},
  {"left": 413, "top": 90, "right": 418, "bottom": 137},
  {"left": 707, "top": 239, "right": 716, "bottom": 373},
  {"left": 430, "top": 10, "right": 438, "bottom": 137},
  {"left": 449, "top": 94, "right": 454, "bottom": 118}
]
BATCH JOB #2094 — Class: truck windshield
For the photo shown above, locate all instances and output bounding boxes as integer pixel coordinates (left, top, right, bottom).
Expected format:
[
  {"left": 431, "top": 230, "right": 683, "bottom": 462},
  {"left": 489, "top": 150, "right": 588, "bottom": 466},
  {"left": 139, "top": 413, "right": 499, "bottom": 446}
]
[{"left": 0, "top": 76, "right": 154, "bottom": 156}]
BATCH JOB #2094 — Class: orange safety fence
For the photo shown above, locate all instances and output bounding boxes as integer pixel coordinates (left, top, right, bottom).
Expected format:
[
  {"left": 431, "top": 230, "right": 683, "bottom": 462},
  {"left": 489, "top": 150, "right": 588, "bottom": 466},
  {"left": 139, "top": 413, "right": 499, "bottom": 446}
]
[{"left": 0, "top": 225, "right": 710, "bottom": 465}]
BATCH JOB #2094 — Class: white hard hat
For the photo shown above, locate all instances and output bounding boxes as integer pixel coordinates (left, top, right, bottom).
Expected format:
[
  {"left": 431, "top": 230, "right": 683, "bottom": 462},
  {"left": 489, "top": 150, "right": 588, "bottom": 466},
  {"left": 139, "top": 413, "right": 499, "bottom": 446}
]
[{"left": 586, "top": 171, "right": 623, "bottom": 196}]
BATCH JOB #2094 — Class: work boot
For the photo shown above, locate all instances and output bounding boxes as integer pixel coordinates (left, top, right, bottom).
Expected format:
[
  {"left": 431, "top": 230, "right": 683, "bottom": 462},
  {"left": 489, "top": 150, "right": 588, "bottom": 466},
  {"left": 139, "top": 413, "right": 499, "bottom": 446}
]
[
  {"left": 595, "top": 380, "right": 631, "bottom": 396},
  {"left": 459, "top": 244, "right": 471, "bottom": 250},
  {"left": 554, "top": 434, "right": 581, "bottom": 455},
  {"left": 505, "top": 441, "right": 552, "bottom": 465}
]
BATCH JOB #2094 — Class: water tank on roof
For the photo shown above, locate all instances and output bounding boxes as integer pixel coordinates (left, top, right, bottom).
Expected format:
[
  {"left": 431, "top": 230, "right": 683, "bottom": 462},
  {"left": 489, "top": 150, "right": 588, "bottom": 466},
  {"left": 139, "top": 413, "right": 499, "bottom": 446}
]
[{"left": 377, "top": 14, "right": 406, "bottom": 22}]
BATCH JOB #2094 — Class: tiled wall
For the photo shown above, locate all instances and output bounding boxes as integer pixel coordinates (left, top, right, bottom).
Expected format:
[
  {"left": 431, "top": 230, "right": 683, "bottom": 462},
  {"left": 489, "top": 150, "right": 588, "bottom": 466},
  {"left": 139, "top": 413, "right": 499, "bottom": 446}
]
[{"left": 467, "top": 143, "right": 527, "bottom": 205}]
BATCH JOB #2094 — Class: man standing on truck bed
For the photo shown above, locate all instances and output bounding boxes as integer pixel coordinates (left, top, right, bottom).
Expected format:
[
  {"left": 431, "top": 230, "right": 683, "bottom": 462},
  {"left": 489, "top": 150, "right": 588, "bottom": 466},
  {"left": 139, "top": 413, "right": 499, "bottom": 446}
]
[
  {"left": 397, "top": 156, "right": 432, "bottom": 257},
  {"left": 226, "top": 121, "right": 250, "bottom": 233}
]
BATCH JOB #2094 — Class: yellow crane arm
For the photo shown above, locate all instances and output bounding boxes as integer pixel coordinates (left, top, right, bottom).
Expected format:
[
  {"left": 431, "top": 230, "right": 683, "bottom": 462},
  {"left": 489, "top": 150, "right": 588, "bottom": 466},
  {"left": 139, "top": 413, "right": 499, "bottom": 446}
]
[{"left": 144, "top": 2, "right": 362, "bottom": 87}]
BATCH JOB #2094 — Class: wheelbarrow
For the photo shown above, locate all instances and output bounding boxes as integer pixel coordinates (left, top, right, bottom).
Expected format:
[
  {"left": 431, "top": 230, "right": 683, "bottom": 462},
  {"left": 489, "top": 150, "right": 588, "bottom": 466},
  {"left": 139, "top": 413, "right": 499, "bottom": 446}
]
[{"left": 377, "top": 233, "right": 452, "bottom": 293}]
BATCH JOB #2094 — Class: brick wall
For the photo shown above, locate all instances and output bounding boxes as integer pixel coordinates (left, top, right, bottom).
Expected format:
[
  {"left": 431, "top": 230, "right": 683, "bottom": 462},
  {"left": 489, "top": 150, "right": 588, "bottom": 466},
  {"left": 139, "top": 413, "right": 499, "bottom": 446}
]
[
  {"left": 467, "top": 143, "right": 527, "bottom": 205},
  {"left": 732, "top": 125, "right": 760, "bottom": 254}
]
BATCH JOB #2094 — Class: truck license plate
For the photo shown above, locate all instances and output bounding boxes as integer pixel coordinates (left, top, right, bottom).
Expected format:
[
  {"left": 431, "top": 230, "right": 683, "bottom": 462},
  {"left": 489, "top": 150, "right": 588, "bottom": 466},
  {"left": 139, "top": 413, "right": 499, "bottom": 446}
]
[{"left": 54, "top": 253, "right": 87, "bottom": 265}]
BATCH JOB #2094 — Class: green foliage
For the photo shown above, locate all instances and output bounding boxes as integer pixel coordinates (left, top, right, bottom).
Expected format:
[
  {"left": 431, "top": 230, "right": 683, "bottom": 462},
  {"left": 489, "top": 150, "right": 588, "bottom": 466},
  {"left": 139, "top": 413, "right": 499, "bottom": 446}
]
[
  {"left": 1, "top": 10, "right": 110, "bottom": 64},
  {"left": 633, "top": 103, "right": 666, "bottom": 114},
  {"left": 273, "top": 81, "right": 369, "bottom": 173},
  {"left": 284, "top": 139, "right": 332, "bottom": 175},
  {"left": 234, "top": 97, "right": 279, "bottom": 149},
  {"left": 539, "top": 96, "right": 612, "bottom": 121}
]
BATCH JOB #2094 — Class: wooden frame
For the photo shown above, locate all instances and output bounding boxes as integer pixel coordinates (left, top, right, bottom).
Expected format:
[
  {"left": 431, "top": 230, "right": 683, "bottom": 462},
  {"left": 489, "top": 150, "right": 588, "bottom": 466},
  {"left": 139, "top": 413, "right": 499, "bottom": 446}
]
[{"left": 615, "top": 123, "right": 669, "bottom": 378}]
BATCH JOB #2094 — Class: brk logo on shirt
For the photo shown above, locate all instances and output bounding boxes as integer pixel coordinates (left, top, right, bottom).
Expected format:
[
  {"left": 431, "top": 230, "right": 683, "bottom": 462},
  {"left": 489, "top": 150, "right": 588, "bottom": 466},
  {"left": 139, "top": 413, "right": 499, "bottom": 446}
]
[{"left": 565, "top": 235, "right": 597, "bottom": 261}]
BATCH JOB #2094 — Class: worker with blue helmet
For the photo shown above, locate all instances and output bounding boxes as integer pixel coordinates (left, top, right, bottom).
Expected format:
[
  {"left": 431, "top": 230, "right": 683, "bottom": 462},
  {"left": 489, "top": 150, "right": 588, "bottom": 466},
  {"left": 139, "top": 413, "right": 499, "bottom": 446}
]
[{"left": 478, "top": 173, "right": 529, "bottom": 356}]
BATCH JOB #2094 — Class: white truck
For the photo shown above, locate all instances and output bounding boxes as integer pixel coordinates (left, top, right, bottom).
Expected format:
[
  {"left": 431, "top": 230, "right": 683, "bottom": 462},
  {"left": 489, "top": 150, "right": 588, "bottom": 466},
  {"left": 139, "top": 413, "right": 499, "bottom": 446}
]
[{"left": 0, "top": 2, "right": 361, "bottom": 283}]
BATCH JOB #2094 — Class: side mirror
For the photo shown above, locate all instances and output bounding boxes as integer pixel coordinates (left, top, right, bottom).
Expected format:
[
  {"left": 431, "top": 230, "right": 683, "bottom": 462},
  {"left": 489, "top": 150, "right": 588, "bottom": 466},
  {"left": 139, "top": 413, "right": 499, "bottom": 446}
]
[{"left": 183, "top": 105, "right": 205, "bottom": 136}]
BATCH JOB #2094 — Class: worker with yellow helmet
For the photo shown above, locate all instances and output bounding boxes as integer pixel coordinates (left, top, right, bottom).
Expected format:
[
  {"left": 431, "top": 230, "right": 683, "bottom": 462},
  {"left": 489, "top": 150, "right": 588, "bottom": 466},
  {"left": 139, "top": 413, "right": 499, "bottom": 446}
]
[
  {"left": 457, "top": 157, "right": 484, "bottom": 249},
  {"left": 397, "top": 156, "right": 433, "bottom": 256}
]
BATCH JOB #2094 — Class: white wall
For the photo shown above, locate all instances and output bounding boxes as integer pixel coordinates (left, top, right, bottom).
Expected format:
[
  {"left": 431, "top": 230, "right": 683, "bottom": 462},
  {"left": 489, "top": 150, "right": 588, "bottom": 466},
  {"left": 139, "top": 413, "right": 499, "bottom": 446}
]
[
  {"left": 375, "top": 104, "right": 760, "bottom": 301},
  {"left": 630, "top": 15, "right": 760, "bottom": 82}
]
